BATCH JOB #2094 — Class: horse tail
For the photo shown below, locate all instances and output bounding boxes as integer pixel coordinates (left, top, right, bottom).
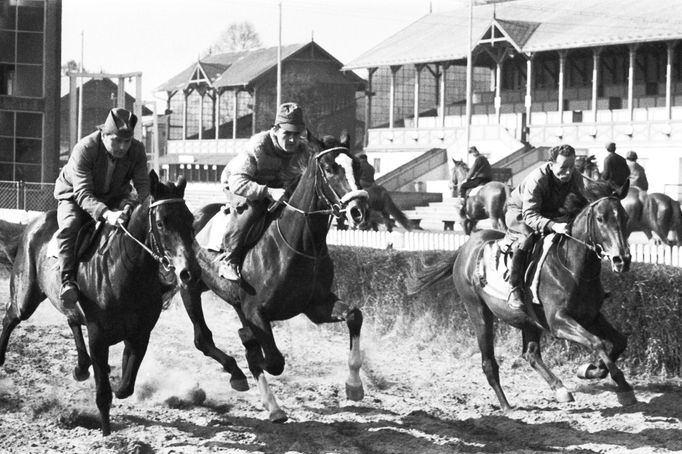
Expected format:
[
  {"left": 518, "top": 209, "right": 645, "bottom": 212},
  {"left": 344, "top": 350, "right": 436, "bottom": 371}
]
[
  {"left": 406, "top": 251, "right": 459, "bottom": 296},
  {"left": 384, "top": 193, "right": 412, "bottom": 231},
  {"left": 671, "top": 198, "right": 682, "bottom": 245},
  {"left": 0, "top": 219, "right": 26, "bottom": 268}
]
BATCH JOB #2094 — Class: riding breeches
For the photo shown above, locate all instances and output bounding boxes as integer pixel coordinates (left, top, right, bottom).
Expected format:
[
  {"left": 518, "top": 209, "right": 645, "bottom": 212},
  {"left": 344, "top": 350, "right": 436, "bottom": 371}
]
[
  {"left": 222, "top": 199, "right": 269, "bottom": 263},
  {"left": 459, "top": 177, "right": 491, "bottom": 198},
  {"left": 56, "top": 200, "right": 90, "bottom": 276}
]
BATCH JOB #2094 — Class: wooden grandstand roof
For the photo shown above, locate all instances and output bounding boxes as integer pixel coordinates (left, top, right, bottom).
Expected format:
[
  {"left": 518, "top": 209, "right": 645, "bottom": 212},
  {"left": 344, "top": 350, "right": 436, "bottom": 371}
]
[{"left": 344, "top": 0, "right": 682, "bottom": 70}]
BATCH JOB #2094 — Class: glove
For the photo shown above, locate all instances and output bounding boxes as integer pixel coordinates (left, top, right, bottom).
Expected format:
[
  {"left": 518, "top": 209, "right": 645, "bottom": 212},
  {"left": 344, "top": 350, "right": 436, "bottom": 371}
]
[
  {"left": 551, "top": 222, "right": 568, "bottom": 235},
  {"left": 266, "top": 187, "right": 286, "bottom": 202},
  {"left": 103, "top": 209, "right": 126, "bottom": 227}
]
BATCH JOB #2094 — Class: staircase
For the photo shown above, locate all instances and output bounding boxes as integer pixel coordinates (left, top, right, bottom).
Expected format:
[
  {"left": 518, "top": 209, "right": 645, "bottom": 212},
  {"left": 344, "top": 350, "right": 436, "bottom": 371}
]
[
  {"left": 493, "top": 145, "right": 550, "bottom": 186},
  {"left": 402, "top": 197, "right": 464, "bottom": 232}
]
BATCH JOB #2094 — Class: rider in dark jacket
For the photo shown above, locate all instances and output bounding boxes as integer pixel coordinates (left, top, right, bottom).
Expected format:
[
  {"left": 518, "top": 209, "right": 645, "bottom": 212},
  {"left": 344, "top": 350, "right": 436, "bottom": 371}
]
[
  {"left": 601, "top": 142, "right": 630, "bottom": 194},
  {"left": 505, "top": 144, "right": 587, "bottom": 310}
]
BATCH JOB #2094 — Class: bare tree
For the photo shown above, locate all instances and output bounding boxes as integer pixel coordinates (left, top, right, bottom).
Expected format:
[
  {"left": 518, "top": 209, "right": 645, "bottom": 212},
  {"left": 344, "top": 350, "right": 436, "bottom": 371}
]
[
  {"left": 61, "top": 59, "right": 79, "bottom": 75},
  {"left": 203, "top": 21, "right": 262, "bottom": 57}
]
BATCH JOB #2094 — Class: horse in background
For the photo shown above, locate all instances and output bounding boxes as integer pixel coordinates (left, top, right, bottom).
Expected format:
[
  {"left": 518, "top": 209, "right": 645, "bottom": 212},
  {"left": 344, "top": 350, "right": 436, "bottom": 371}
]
[
  {"left": 408, "top": 186, "right": 635, "bottom": 411},
  {"left": 181, "top": 133, "right": 369, "bottom": 423},
  {"left": 576, "top": 154, "right": 682, "bottom": 245},
  {"left": 0, "top": 172, "right": 200, "bottom": 435},
  {"left": 451, "top": 159, "right": 509, "bottom": 235},
  {"left": 358, "top": 184, "right": 413, "bottom": 232}
]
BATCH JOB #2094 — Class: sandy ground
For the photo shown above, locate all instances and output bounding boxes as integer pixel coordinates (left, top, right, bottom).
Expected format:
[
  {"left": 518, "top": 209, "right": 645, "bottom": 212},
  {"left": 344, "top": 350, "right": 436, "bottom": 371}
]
[{"left": 0, "top": 273, "right": 681, "bottom": 454}]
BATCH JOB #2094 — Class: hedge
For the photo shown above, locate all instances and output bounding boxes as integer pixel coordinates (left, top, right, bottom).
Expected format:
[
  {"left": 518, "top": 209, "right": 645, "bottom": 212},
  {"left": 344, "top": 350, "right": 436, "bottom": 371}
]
[{"left": 329, "top": 246, "right": 682, "bottom": 377}]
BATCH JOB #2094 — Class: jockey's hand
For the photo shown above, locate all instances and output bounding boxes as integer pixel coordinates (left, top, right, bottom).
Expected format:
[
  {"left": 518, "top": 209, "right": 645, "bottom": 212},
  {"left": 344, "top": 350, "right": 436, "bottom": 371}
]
[
  {"left": 103, "top": 209, "right": 126, "bottom": 227},
  {"left": 266, "top": 187, "right": 286, "bottom": 202},
  {"left": 552, "top": 222, "right": 569, "bottom": 235}
]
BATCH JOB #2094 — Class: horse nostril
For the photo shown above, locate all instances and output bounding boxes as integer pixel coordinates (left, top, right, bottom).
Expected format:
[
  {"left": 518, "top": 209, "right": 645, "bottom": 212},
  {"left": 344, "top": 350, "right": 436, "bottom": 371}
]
[
  {"left": 179, "top": 269, "right": 192, "bottom": 284},
  {"left": 350, "top": 207, "right": 362, "bottom": 222},
  {"left": 612, "top": 256, "right": 622, "bottom": 265}
]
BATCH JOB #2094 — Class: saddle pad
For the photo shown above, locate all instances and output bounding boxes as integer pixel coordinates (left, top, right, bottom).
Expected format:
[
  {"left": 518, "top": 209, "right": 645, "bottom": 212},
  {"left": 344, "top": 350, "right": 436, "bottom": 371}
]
[
  {"left": 47, "top": 235, "right": 59, "bottom": 258},
  {"left": 195, "top": 209, "right": 230, "bottom": 252},
  {"left": 468, "top": 186, "right": 483, "bottom": 198},
  {"left": 477, "top": 234, "right": 556, "bottom": 305}
]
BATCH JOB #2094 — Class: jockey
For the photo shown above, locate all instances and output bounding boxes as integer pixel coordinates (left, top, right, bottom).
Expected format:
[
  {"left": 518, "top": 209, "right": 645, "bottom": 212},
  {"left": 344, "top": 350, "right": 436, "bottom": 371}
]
[
  {"left": 218, "top": 102, "right": 310, "bottom": 281},
  {"left": 53, "top": 108, "right": 150, "bottom": 308},
  {"left": 504, "top": 144, "right": 587, "bottom": 311},
  {"left": 458, "top": 146, "right": 492, "bottom": 216},
  {"left": 601, "top": 142, "right": 630, "bottom": 195},
  {"left": 356, "top": 153, "right": 375, "bottom": 189},
  {"left": 626, "top": 151, "right": 648, "bottom": 192}
]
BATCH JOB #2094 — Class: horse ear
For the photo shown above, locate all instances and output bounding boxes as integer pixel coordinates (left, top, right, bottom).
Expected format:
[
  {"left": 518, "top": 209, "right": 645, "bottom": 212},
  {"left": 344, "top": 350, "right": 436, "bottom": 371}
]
[
  {"left": 149, "top": 170, "right": 159, "bottom": 197},
  {"left": 175, "top": 175, "right": 187, "bottom": 196},
  {"left": 339, "top": 129, "right": 350, "bottom": 148}
]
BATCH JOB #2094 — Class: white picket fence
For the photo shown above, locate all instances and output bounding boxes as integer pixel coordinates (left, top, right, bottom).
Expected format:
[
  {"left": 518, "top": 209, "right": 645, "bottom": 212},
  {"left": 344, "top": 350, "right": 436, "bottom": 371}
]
[
  {"left": 328, "top": 228, "right": 682, "bottom": 267},
  {"left": 3, "top": 209, "right": 682, "bottom": 267}
]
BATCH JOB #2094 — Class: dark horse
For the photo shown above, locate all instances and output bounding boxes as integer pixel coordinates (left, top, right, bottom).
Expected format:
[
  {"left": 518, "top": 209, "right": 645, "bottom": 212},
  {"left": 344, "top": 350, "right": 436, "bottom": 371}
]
[
  {"left": 621, "top": 188, "right": 682, "bottom": 245},
  {"left": 181, "top": 136, "right": 369, "bottom": 422},
  {"left": 451, "top": 159, "right": 509, "bottom": 235},
  {"left": 408, "top": 191, "right": 636, "bottom": 410},
  {"left": 0, "top": 172, "right": 200, "bottom": 435},
  {"left": 361, "top": 184, "right": 413, "bottom": 232}
]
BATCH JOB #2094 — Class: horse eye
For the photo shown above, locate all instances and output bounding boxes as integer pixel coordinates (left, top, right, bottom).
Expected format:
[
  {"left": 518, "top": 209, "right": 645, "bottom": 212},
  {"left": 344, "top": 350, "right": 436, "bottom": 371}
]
[
  {"left": 156, "top": 220, "right": 164, "bottom": 229},
  {"left": 596, "top": 216, "right": 604, "bottom": 223}
]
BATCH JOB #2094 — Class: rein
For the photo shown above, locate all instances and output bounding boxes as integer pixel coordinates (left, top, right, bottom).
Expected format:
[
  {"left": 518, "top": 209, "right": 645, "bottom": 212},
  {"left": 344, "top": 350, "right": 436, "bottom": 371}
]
[{"left": 117, "top": 198, "right": 186, "bottom": 271}]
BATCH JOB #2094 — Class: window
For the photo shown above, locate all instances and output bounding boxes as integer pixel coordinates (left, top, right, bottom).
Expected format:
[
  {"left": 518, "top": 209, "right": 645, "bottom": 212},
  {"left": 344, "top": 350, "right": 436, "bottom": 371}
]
[
  {"left": 0, "top": 109, "right": 43, "bottom": 181},
  {"left": 0, "top": 0, "right": 44, "bottom": 98}
]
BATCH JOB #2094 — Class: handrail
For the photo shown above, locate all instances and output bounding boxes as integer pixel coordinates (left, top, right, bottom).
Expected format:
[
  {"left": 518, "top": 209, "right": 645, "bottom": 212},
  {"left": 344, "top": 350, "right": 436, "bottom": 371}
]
[{"left": 375, "top": 148, "right": 447, "bottom": 191}]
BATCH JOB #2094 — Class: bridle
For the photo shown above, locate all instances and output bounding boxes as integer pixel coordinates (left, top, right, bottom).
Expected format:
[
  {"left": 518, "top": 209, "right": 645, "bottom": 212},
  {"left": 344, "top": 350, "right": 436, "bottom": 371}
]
[
  {"left": 280, "top": 146, "right": 368, "bottom": 219},
  {"left": 563, "top": 196, "right": 622, "bottom": 260},
  {"left": 118, "top": 197, "right": 187, "bottom": 271}
]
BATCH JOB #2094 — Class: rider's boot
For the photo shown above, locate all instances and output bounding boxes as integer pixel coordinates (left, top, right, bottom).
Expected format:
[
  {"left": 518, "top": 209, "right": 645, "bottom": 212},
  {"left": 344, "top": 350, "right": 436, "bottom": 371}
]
[
  {"left": 507, "top": 243, "right": 530, "bottom": 311},
  {"left": 59, "top": 271, "right": 79, "bottom": 309}
]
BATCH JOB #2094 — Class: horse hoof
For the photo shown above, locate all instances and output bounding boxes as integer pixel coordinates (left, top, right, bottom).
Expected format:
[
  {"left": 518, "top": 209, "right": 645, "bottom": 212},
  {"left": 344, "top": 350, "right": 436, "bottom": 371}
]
[
  {"left": 555, "top": 387, "right": 574, "bottom": 403},
  {"left": 617, "top": 390, "right": 637, "bottom": 406},
  {"left": 72, "top": 367, "right": 90, "bottom": 382},
  {"left": 576, "top": 363, "right": 598, "bottom": 379},
  {"left": 269, "top": 409, "right": 288, "bottom": 423},
  {"left": 230, "top": 378, "right": 249, "bottom": 392},
  {"left": 115, "top": 387, "right": 133, "bottom": 400},
  {"left": 346, "top": 382, "right": 365, "bottom": 401}
]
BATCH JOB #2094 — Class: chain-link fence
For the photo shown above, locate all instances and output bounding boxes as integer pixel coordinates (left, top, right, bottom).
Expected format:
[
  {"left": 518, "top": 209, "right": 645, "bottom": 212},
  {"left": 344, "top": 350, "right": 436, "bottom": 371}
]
[{"left": 0, "top": 181, "right": 57, "bottom": 211}]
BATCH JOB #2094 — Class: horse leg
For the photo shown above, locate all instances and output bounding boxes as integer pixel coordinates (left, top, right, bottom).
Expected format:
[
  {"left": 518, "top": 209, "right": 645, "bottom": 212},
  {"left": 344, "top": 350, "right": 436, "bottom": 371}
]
[
  {"left": 0, "top": 274, "right": 44, "bottom": 366},
  {"left": 304, "top": 295, "right": 364, "bottom": 401},
  {"left": 88, "top": 331, "right": 113, "bottom": 435},
  {"left": 68, "top": 318, "right": 91, "bottom": 381},
  {"left": 577, "top": 313, "right": 628, "bottom": 381},
  {"left": 465, "top": 297, "right": 511, "bottom": 411},
  {"left": 180, "top": 285, "right": 248, "bottom": 391},
  {"left": 521, "top": 326, "right": 573, "bottom": 403},
  {"left": 549, "top": 309, "right": 636, "bottom": 406},
  {"left": 114, "top": 335, "right": 150, "bottom": 399},
  {"left": 237, "top": 324, "right": 287, "bottom": 423}
]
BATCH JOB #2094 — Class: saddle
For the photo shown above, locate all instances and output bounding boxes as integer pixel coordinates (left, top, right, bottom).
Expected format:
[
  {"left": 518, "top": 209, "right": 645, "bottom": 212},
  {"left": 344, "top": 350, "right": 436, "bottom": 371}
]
[
  {"left": 47, "top": 220, "right": 106, "bottom": 263},
  {"left": 195, "top": 205, "right": 274, "bottom": 253},
  {"left": 475, "top": 234, "right": 557, "bottom": 305}
]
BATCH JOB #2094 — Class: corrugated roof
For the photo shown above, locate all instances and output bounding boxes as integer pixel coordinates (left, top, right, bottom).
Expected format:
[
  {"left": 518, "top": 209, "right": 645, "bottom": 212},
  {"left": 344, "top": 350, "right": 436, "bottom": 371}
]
[
  {"left": 494, "top": 19, "right": 539, "bottom": 49},
  {"left": 344, "top": 0, "right": 682, "bottom": 69}
]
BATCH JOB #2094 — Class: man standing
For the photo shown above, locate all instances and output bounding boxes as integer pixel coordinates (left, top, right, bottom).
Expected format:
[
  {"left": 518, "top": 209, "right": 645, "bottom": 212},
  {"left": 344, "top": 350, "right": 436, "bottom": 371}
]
[
  {"left": 218, "top": 102, "right": 310, "bottom": 281},
  {"left": 357, "top": 153, "right": 375, "bottom": 189},
  {"left": 601, "top": 142, "right": 630, "bottom": 194},
  {"left": 54, "top": 108, "right": 150, "bottom": 308}
]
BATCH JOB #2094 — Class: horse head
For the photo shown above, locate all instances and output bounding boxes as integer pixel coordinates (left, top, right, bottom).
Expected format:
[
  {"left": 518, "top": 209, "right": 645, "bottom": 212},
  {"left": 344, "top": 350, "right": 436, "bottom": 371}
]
[
  {"left": 128, "top": 170, "right": 201, "bottom": 288},
  {"left": 570, "top": 195, "right": 631, "bottom": 273}
]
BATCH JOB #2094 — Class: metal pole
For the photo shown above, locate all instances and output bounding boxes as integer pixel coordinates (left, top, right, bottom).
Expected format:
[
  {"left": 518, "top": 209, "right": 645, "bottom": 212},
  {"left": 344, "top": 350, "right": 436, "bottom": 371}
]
[
  {"left": 465, "top": 0, "right": 473, "bottom": 156},
  {"left": 77, "top": 30, "right": 84, "bottom": 140},
  {"left": 276, "top": 1, "right": 282, "bottom": 109}
]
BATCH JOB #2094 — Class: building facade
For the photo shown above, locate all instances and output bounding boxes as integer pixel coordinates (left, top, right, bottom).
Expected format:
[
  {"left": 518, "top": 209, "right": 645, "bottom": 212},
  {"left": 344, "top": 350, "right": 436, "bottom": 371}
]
[
  {"left": 0, "top": 0, "right": 61, "bottom": 183},
  {"left": 155, "top": 41, "right": 365, "bottom": 182}
]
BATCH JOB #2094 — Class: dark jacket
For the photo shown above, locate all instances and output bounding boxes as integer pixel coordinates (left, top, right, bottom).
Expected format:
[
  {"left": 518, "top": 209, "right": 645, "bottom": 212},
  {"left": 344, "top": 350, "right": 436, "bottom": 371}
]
[
  {"left": 359, "top": 159, "right": 375, "bottom": 188},
  {"left": 54, "top": 131, "right": 150, "bottom": 220},
  {"left": 508, "top": 162, "right": 587, "bottom": 234},
  {"left": 602, "top": 152, "right": 630, "bottom": 187},
  {"left": 221, "top": 130, "right": 309, "bottom": 201},
  {"left": 466, "top": 155, "right": 492, "bottom": 181}
]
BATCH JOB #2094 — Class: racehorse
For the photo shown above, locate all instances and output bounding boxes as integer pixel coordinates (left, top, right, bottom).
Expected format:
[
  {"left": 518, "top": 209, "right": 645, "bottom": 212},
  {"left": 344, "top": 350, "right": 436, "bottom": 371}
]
[
  {"left": 408, "top": 190, "right": 636, "bottom": 410},
  {"left": 0, "top": 172, "right": 200, "bottom": 435},
  {"left": 360, "top": 184, "right": 413, "bottom": 232},
  {"left": 181, "top": 134, "right": 369, "bottom": 422},
  {"left": 451, "top": 159, "right": 509, "bottom": 235},
  {"left": 576, "top": 155, "right": 682, "bottom": 245},
  {"left": 621, "top": 187, "right": 682, "bottom": 245}
]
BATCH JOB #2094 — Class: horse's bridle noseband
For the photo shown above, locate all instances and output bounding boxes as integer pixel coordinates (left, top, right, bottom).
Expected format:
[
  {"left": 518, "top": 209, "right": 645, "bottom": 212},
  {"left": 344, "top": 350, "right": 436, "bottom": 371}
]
[
  {"left": 563, "top": 196, "right": 621, "bottom": 259},
  {"left": 119, "top": 197, "right": 186, "bottom": 271}
]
